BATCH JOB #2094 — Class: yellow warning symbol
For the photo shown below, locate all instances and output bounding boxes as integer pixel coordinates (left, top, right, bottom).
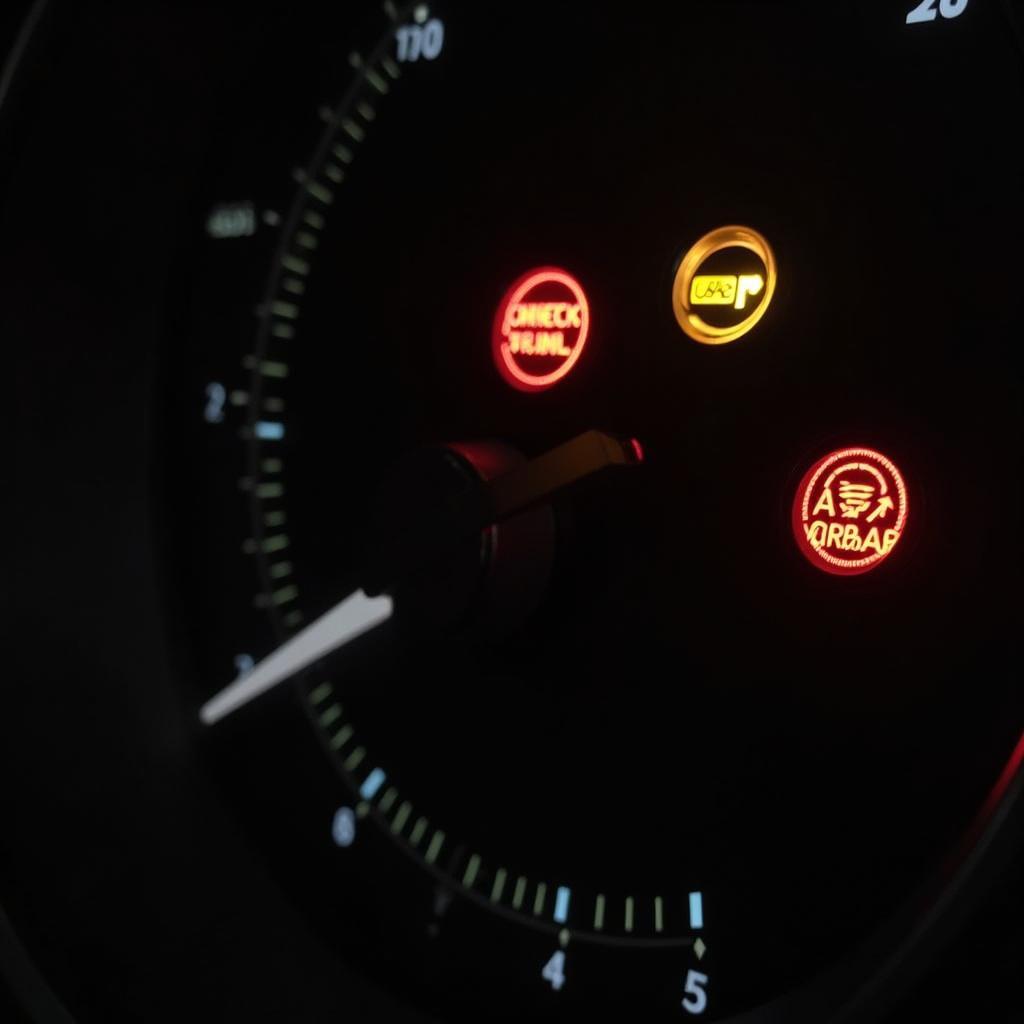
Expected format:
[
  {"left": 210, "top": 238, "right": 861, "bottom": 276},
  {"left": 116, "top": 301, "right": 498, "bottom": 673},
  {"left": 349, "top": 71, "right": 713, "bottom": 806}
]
[
  {"left": 672, "top": 225, "right": 776, "bottom": 346},
  {"left": 689, "top": 274, "right": 765, "bottom": 311}
]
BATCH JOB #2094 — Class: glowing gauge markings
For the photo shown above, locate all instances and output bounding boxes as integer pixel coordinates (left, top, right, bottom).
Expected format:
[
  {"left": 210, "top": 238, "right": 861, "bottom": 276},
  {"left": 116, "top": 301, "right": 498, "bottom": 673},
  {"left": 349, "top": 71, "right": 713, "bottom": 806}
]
[
  {"left": 492, "top": 267, "right": 590, "bottom": 392},
  {"left": 793, "top": 447, "right": 909, "bottom": 576}
]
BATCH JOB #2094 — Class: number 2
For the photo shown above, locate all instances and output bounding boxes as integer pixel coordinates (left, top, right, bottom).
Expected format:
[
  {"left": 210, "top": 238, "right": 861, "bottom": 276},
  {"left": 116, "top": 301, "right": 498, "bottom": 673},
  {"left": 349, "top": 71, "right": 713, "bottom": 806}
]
[{"left": 906, "top": 0, "right": 969, "bottom": 24}]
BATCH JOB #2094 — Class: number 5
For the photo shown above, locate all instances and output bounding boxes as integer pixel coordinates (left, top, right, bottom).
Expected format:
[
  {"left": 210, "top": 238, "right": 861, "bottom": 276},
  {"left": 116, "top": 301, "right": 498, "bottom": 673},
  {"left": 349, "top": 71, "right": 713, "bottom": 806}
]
[{"left": 682, "top": 969, "right": 708, "bottom": 1015}]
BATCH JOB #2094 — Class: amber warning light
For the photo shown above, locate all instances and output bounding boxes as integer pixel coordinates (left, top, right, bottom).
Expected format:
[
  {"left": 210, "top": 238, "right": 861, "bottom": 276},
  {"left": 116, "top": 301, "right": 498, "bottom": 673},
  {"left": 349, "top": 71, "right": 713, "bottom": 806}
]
[
  {"left": 792, "top": 447, "right": 909, "bottom": 576},
  {"left": 493, "top": 267, "right": 590, "bottom": 392},
  {"left": 673, "top": 226, "right": 776, "bottom": 346}
]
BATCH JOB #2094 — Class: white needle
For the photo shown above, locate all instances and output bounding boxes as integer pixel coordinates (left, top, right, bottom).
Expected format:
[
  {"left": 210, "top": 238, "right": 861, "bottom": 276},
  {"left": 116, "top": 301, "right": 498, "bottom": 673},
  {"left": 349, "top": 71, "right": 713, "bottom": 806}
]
[{"left": 199, "top": 589, "right": 393, "bottom": 726}]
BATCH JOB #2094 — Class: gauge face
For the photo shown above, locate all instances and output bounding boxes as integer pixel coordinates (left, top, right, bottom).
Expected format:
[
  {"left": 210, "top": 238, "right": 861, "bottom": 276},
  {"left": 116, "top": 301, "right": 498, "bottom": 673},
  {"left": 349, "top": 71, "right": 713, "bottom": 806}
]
[{"left": 169, "top": 2, "right": 1024, "bottom": 1021}]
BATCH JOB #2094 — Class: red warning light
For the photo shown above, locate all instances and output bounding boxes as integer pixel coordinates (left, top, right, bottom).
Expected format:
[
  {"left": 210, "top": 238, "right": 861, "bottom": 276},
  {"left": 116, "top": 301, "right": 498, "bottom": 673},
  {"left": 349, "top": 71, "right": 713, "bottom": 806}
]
[
  {"left": 492, "top": 267, "right": 590, "bottom": 392},
  {"left": 792, "top": 447, "right": 909, "bottom": 576}
]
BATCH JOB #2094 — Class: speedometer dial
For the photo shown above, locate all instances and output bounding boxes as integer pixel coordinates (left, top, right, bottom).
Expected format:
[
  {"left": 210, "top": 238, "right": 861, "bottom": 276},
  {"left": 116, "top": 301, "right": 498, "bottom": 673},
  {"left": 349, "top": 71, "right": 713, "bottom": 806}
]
[{"left": 165, "top": 2, "right": 1024, "bottom": 1020}]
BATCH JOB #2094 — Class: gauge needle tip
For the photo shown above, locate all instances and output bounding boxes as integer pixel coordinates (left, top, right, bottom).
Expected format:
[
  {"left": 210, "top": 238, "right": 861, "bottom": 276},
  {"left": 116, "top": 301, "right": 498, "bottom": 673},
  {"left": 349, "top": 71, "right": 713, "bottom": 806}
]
[{"left": 199, "top": 589, "right": 393, "bottom": 726}]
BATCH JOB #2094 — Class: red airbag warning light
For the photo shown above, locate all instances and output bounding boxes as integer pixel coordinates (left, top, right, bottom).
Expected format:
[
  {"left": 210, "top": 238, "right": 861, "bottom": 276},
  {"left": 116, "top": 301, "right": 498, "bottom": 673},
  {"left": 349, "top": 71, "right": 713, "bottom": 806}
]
[
  {"left": 493, "top": 267, "right": 590, "bottom": 392},
  {"left": 792, "top": 447, "right": 909, "bottom": 576}
]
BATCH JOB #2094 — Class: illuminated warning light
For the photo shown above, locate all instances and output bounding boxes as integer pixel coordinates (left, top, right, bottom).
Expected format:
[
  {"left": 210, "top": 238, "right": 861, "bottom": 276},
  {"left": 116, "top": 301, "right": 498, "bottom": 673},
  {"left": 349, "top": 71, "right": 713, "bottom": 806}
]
[
  {"left": 493, "top": 267, "right": 590, "bottom": 392},
  {"left": 672, "top": 226, "right": 776, "bottom": 346},
  {"left": 792, "top": 447, "right": 909, "bottom": 576},
  {"left": 690, "top": 274, "right": 764, "bottom": 310}
]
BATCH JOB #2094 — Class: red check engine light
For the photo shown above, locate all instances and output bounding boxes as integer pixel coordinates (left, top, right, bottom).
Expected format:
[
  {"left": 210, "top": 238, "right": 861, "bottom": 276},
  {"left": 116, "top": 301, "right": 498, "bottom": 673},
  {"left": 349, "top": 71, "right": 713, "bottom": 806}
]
[{"left": 492, "top": 267, "right": 590, "bottom": 393}]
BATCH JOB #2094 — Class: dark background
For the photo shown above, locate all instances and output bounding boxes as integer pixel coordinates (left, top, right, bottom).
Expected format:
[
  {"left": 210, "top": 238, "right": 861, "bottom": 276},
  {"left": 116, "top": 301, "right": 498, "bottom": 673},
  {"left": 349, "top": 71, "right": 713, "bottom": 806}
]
[{"left": 5, "top": 2, "right": 1024, "bottom": 1021}]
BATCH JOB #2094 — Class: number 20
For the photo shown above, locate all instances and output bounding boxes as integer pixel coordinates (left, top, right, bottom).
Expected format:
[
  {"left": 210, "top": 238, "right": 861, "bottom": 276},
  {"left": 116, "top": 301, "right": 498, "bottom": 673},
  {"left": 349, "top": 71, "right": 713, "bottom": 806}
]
[{"left": 906, "top": 0, "right": 969, "bottom": 24}]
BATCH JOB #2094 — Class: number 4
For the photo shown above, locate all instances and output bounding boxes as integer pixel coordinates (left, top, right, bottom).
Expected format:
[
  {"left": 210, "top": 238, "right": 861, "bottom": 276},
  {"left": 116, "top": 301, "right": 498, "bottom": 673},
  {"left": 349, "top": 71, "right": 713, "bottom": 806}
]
[
  {"left": 682, "top": 969, "right": 709, "bottom": 1015},
  {"left": 906, "top": 0, "right": 969, "bottom": 24},
  {"left": 541, "top": 951, "right": 566, "bottom": 991}
]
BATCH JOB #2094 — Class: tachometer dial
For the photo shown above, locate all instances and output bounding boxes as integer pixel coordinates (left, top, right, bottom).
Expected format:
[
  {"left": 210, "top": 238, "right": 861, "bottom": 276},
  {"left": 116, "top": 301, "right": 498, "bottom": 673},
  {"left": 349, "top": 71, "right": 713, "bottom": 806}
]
[{"left": 166, "top": 2, "right": 1024, "bottom": 1020}]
